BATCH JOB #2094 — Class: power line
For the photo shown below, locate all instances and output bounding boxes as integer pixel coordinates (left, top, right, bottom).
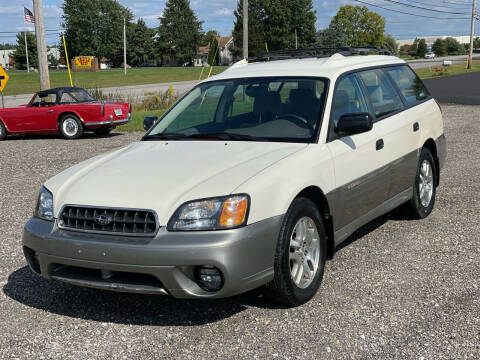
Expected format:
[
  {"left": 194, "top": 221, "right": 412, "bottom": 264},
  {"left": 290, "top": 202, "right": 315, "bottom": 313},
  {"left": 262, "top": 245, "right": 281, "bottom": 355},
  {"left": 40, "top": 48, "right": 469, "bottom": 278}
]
[
  {"left": 379, "top": 0, "right": 471, "bottom": 14},
  {"left": 405, "top": 0, "right": 473, "bottom": 10},
  {"left": 355, "top": 0, "right": 472, "bottom": 19}
]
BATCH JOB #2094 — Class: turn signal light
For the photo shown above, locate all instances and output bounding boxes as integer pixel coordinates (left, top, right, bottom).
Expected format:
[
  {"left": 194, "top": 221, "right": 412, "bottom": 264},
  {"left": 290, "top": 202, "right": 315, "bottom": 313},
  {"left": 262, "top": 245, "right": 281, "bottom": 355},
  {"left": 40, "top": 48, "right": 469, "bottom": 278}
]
[{"left": 219, "top": 196, "right": 248, "bottom": 227}]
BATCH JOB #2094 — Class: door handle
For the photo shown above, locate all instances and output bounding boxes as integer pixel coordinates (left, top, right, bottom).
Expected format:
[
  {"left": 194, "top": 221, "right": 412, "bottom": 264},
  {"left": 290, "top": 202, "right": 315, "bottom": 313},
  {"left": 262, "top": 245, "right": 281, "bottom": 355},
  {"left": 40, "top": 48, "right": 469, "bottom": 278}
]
[
  {"left": 413, "top": 122, "right": 419, "bottom": 132},
  {"left": 46, "top": 110, "right": 54, "bottom": 114},
  {"left": 376, "top": 139, "right": 384, "bottom": 151}
]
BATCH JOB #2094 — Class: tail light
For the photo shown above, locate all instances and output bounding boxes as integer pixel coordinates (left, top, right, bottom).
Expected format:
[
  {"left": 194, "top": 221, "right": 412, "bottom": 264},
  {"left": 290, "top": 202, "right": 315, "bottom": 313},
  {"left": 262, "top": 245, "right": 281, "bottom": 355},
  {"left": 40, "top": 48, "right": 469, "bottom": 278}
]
[{"left": 101, "top": 103, "right": 105, "bottom": 117}]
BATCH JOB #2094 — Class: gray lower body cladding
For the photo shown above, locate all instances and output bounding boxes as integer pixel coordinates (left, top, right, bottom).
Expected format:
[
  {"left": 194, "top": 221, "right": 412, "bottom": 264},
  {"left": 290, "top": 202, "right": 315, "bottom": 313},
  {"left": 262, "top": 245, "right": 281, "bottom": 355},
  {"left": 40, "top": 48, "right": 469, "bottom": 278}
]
[{"left": 22, "top": 215, "right": 283, "bottom": 298}]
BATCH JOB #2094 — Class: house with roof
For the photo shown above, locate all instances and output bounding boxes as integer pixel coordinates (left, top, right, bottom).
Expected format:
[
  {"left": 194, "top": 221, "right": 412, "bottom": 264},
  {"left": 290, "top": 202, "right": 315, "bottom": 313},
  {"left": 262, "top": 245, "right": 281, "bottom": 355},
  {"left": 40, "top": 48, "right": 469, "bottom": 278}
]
[{"left": 194, "top": 36, "right": 235, "bottom": 67}]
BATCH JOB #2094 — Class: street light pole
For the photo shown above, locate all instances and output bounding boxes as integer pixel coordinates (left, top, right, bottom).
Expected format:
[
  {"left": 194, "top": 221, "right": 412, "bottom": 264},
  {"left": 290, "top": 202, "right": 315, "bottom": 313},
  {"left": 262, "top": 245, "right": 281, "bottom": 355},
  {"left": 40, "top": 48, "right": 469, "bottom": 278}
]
[
  {"left": 33, "top": 0, "right": 50, "bottom": 90},
  {"left": 243, "top": 0, "right": 248, "bottom": 59},
  {"left": 123, "top": 17, "right": 127, "bottom": 75},
  {"left": 467, "top": 0, "right": 476, "bottom": 69}
]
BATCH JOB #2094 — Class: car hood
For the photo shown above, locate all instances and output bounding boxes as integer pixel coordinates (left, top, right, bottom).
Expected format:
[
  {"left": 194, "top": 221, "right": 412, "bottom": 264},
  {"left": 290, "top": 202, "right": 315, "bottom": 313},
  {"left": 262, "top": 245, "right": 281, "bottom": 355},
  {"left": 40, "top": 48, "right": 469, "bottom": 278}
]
[{"left": 46, "top": 141, "right": 307, "bottom": 224}]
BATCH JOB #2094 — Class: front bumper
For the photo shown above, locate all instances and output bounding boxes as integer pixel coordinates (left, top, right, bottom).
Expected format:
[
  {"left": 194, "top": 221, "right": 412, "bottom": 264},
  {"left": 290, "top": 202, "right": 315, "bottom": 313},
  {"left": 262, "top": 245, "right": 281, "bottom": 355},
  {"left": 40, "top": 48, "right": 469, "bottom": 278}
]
[{"left": 22, "top": 216, "right": 283, "bottom": 298}]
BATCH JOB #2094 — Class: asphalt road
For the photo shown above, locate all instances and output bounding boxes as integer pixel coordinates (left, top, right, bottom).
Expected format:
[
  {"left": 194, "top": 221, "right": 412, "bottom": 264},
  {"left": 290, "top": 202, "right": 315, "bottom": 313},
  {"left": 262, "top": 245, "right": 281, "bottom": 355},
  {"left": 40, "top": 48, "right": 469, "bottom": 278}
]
[
  {"left": 424, "top": 72, "right": 480, "bottom": 105},
  {"left": 406, "top": 55, "right": 480, "bottom": 69},
  {"left": 0, "top": 105, "right": 479, "bottom": 359}
]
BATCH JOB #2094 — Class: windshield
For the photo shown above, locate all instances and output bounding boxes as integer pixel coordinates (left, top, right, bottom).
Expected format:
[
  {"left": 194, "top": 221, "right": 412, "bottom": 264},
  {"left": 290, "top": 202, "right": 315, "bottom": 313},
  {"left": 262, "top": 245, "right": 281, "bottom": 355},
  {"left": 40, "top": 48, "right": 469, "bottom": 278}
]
[{"left": 144, "top": 77, "right": 328, "bottom": 143}]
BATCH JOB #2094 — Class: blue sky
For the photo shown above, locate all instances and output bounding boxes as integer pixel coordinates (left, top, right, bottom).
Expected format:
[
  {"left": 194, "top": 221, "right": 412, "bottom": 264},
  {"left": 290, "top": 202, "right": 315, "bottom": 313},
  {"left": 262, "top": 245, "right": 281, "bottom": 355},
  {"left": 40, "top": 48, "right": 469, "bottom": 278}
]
[{"left": 0, "top": 0, "right": 476, "bottom": 45}]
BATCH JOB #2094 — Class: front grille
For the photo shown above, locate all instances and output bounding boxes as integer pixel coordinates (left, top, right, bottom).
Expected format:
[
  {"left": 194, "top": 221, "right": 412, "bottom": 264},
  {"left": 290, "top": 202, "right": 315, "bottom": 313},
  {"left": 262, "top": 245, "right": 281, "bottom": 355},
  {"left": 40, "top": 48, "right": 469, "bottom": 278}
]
[{"left": 59, "top": 206, "right": 158, "bottom": 237}]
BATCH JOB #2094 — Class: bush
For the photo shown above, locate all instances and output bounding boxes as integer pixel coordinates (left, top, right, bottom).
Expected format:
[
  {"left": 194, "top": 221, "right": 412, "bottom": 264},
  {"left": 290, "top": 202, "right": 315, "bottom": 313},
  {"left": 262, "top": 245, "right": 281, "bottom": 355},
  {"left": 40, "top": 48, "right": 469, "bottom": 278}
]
[{"left": 138, "top": 85, "right": 180, "bottom": 111}]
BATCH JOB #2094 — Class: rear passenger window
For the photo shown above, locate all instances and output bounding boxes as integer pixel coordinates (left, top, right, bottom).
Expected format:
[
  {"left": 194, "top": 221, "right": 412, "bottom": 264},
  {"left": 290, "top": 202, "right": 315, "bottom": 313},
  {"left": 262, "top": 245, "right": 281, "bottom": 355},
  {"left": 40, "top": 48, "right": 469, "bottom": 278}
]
[
  {"left": 331, "top": 74, "right": 370, "bottom": 127},
  {"left": 359, "top": 69, "right": 404, "bottom": 119},
  {"left": 385, "top": 66, "right": 430, "bottom": 106}
]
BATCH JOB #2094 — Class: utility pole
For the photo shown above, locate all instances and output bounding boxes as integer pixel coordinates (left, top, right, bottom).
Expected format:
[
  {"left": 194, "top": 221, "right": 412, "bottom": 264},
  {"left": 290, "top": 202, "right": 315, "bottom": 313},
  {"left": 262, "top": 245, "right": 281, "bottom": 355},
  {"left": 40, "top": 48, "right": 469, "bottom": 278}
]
[
  {"left": 123, "top": 17, "right": 127, "bottom": 75},
  {"left": 467, "top": 0, "right": 476, "bottom": 69},
  {"left": 295, "top": 29, "right": 298, "bottom": 50},
  {"left": 33, "top": 0, "right": 50, "bottom": 90},
  {"left": 243, "top": 0, "right": 248, "bottom": 59}
]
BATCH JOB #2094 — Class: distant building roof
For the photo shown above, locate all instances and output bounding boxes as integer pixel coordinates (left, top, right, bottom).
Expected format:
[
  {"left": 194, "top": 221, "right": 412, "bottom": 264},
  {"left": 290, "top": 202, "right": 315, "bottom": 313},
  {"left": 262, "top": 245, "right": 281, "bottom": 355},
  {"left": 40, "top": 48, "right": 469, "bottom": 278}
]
[
  {"left": 216, "top": 36, "right": 233, "bottom": 49},
  {"left": 198, "top": 45, "right": 210, "bottom": 55}
]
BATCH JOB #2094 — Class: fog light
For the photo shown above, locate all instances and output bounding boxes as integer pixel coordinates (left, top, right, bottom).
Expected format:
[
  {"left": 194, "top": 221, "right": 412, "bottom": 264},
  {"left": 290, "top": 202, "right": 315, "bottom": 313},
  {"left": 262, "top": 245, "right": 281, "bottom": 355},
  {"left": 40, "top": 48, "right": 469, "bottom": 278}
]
[{"left": 195, "top": 266, "right": 223, "bottom": 292}]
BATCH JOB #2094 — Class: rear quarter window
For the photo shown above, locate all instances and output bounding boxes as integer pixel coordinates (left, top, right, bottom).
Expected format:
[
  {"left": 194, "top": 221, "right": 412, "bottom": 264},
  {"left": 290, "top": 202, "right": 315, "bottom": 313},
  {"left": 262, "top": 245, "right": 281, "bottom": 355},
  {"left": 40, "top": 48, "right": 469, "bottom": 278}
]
[{"left": 385, "top": 65, "right": 430, "bottom": 106}]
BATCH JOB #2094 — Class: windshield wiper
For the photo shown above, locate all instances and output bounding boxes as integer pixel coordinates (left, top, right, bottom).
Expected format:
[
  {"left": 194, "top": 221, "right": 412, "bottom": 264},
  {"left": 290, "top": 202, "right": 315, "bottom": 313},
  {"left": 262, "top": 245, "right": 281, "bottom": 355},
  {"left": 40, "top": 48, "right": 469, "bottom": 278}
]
[
  {"left": 188, "top": 132, "right": 268, "bottom": 142},
  {"left": 142, "top": 133, "right": 192, "bottom": 141}
]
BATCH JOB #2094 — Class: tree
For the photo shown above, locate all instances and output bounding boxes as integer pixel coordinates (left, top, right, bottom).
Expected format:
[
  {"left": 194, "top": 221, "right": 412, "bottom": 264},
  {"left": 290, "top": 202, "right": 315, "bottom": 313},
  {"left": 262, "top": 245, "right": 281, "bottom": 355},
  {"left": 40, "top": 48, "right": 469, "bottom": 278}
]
[
  {"left": 432, "top": 38, "right": 446, "bottom": 57},
  {"left": 62, "top": 0, "right": 133, "bottom": 67},
  {"left": 416, "top": 38, "right": 427, "bottom": 58},
  {"left": 202, "top": 30, "right": 219, "bottom": 46},
  {"left": 207, "top": 37, "right": 219, "bottom": 66},
  {"left": 158, "top": 0, "right": 203, "bottom": 65},
  {"left": 399, "top": 44, "right": 412, "bottom": 54},
  {"left": 329, "top": 5, "right": 385, "bottom": 47},
  {"left": 232, "top": 0, "right": 267, "bottom": 58},
  {"left": 232, "top": 0, "right": 317, "bottom": 57},
  {"left": 127, "top": 19, "right": 155, "bottom": 66},
  {"left": 316, "top": 22, "right": 348, "bottom": 47},
  {"left": 383, "top": 34, "right": 398, "bottom": 55},
  {"left": 445, "top": 37, "right": 464, "bottom": 55},
  {"left": 12, "top": 32, "right": 37, "bottom": 70},
  {"left": 474, "top": 37, "right": 480, "bottom": 50}
]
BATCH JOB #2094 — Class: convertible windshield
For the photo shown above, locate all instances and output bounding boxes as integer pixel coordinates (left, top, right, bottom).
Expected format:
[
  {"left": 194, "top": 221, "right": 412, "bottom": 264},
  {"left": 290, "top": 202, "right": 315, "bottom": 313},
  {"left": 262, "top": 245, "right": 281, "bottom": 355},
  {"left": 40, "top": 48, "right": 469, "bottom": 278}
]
[{"left": 144, "top": 77, "right": 328, "bottom": 143}]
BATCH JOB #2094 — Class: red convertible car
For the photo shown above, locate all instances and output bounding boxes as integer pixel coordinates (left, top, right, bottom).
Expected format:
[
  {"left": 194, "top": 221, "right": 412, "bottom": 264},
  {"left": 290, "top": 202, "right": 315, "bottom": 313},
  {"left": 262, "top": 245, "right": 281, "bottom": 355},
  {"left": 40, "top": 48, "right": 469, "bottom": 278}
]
[{"left": 0, "top": 87, "right": 131, "bottom": 140}]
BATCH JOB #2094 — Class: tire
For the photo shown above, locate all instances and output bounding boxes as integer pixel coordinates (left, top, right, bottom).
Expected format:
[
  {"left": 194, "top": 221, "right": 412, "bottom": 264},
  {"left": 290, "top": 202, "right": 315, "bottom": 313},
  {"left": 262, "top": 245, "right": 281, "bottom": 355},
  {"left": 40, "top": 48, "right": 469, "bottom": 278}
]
[
  {"left": 267, "top": 198, "right": 327, "bottom": 307},
  {"left": 405, "top": 148, "right": 437, "bottom": 219},
  {"left": 0, "top": 121, "right": 6, "bottom": 141},
  {"left": 93, "top": 127, "right": 112, "bottom": 136},
  {"left": 59, "top": 114, "right": 83, "bottom": 140}
]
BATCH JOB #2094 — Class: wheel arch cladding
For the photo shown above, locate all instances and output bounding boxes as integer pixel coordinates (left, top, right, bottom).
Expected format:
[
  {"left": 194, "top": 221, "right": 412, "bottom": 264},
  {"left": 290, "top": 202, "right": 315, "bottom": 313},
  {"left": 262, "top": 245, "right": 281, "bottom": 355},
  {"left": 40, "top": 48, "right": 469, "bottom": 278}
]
[
  {"left": 423, "top": 138, "right": 440, "bottom": 187},
  {"left": 295, "top": 186, "right": 335, "bottom": 259}
]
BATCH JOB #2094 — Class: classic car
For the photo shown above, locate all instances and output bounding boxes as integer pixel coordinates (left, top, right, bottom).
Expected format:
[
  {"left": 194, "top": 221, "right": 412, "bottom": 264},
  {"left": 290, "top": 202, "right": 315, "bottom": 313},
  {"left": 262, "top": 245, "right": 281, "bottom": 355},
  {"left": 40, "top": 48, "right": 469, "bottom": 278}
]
[{"left": 0, "top": 87, "right": 131, "bottom": 140}]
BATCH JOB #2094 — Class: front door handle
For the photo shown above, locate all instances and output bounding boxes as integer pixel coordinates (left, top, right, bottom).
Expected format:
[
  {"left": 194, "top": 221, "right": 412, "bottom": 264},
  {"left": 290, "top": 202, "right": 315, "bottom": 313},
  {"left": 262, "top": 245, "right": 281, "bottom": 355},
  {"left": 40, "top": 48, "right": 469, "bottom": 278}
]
[
  {"left": 413, "top": 122, "right": 419, "bottom": 132},
  {"left": 376, "top": 139, "right": 384, "bottom": 151},
  {"left": 46, "top": 110, "right": 54, "bottom": 114}
]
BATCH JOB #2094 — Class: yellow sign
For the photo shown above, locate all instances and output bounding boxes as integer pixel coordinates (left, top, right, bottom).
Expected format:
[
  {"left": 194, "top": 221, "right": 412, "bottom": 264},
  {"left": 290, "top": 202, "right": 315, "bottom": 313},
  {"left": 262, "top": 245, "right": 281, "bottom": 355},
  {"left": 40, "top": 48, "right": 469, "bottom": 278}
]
[
  {"left": 75, "top": 56, "right": 93, "bottom": 68},
  {"left": 0, "top": 66, "right": 9, "bottom": 92}
]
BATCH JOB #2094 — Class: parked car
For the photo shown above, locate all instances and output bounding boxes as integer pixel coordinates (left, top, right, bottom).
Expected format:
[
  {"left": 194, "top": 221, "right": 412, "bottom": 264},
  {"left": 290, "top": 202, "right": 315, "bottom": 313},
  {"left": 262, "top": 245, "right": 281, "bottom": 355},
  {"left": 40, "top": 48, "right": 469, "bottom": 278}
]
[
  {"left": 425, "top": 52, "right": 436, "bottom": 59},
  {"left": 0, "top": 87, "right": 131, "bottom": 140},
  {"left": 23, "top": 48, "right": 446, "bottom": 306}
]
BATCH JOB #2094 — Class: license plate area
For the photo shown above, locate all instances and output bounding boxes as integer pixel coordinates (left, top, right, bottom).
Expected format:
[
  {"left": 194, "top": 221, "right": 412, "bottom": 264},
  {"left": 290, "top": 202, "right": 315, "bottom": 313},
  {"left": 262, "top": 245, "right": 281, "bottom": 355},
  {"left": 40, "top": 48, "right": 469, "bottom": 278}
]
[{"left": 114, "top": 109, "right": 123, "bottom": 117}]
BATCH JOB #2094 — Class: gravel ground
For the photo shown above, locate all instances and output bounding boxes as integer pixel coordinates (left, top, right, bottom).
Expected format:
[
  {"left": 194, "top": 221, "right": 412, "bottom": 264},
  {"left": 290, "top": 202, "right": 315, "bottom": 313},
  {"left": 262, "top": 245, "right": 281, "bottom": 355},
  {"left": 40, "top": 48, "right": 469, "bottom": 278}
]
[{"left": 0, "top": 105, "right": 479, "bottom": 359}]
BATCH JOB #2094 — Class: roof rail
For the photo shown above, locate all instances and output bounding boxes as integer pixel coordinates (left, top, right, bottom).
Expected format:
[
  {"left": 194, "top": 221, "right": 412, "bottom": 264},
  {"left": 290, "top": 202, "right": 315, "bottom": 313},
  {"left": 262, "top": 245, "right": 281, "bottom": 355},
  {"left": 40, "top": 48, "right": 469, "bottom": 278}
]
[{"left": 247, "top": 46, "right": 392, "bottom": 63}]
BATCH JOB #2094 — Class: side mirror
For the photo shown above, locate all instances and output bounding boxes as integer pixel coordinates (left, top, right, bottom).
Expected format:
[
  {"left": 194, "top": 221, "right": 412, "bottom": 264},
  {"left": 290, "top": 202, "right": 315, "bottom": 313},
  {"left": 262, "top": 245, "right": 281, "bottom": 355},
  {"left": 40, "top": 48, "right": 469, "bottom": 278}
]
[
  {"left": 336, "top": 113, "right": 373, "bottom": 138},
  {"left": 143, "top": 115, "right": 158, "bottom": 131}
]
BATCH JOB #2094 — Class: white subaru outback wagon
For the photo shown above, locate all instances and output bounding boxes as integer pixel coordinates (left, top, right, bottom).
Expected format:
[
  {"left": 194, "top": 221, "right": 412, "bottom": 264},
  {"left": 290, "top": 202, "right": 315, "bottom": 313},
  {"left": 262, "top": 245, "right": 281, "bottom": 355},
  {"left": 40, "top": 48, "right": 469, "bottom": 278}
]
[{"left": 23, "top": 48, "right": 446, "bottom": 306}]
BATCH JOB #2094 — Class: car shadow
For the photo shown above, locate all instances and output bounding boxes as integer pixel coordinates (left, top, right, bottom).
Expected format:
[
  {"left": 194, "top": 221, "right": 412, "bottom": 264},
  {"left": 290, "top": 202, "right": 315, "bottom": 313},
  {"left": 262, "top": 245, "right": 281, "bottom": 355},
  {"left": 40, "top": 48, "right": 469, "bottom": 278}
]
[
  {"left": 335, "top": 208, "right": 408, "bottom": 252},
  {"left": 4, "top": 132, "right": 124, "bottom": 141},
  {"left": 2, "top": 267, "right": 282, "bottom": 326}
]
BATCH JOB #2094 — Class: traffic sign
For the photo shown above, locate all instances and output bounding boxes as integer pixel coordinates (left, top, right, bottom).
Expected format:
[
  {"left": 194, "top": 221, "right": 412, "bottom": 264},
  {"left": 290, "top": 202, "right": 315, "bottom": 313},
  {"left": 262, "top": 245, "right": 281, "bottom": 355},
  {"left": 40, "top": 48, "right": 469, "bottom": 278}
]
[{"left": 0, "top": 66, "right": 9, "bottom": 92}]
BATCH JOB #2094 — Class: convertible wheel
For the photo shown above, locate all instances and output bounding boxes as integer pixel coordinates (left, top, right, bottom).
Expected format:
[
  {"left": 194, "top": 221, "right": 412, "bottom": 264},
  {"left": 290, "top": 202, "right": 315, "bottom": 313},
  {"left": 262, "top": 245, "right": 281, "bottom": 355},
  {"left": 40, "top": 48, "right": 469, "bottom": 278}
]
[
  {"left": 59, "top": 115, "right": 83, "bottom": 140},
  {"left": 93, "top": 127, "right": 112, "bottom": 136},
  {"left": 267, "top": 198, "right": 326, "bottom": 307},
  {"left": 0, "top": 121, "right": 6, "bottom": 141},
  {"left": 405, "top": 147, "right": 437, "bottom": 219}
]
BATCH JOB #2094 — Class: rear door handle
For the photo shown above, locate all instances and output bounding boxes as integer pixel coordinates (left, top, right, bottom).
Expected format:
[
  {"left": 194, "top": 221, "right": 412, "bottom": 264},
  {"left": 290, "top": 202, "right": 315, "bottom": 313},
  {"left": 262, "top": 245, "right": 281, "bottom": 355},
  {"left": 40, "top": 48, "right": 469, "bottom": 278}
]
[
  {"left": 376, "top": 139, "right": 384, "bottom": 151},
  {"left": 413, "top": 122, "right": 419, "bottom": 132}
]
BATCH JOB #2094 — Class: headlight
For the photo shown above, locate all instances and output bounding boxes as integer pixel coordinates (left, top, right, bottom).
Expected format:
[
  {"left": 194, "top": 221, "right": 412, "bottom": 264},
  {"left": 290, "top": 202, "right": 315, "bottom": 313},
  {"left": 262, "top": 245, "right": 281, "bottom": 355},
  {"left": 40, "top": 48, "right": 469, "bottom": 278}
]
[
  {"left": 168, "top": 195, "right": 249, "bottom": 231},
  {"left": 34, "top": 187, "right": 54, "bottom": 221}
]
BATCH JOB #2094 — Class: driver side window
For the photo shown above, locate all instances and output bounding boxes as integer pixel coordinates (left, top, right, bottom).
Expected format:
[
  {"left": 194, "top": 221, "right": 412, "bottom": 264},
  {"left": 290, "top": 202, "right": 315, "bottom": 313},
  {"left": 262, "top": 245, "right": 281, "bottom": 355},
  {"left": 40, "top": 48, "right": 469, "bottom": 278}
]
[
  {"left": 31, "top": 94, "right": 57, "bottom": 107},
  {"left": 331, "top": 74, "right": 369, "bottom": 127}
]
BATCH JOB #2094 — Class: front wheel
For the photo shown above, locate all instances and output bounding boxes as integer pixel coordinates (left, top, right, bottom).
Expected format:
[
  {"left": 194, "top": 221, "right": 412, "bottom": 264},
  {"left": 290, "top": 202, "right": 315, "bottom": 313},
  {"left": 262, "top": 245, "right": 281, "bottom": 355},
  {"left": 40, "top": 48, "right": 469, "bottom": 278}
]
[
  {"left": 267, "top": 198, "right": 327, "bottom": 307},
  {"left": 405, "top": 148, "right": 437, "bottom": 219},
  {"left": 59, "top": 115, "right": 83, "bottom": 140}
]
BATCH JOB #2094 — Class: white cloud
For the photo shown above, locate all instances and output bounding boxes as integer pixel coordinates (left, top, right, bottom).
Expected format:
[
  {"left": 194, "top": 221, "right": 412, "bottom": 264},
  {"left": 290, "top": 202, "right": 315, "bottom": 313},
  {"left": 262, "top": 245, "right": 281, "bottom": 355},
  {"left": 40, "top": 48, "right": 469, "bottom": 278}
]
[{"left": 215, "top": 8, "right": 232, "bottom": 17}]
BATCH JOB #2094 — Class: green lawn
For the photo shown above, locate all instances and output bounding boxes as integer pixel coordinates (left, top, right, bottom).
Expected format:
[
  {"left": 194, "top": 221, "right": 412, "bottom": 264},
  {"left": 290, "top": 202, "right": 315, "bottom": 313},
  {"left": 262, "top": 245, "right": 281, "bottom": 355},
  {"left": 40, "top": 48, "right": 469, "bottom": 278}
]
[
  {"left": 117, "top": 109, "right": 166, "bottom": 132},
  {"left": 2, "top": 67, "right": 228, "bottom": 96},
  {"left": 415, "top": 60, "right": 480, "bottom": 79}
]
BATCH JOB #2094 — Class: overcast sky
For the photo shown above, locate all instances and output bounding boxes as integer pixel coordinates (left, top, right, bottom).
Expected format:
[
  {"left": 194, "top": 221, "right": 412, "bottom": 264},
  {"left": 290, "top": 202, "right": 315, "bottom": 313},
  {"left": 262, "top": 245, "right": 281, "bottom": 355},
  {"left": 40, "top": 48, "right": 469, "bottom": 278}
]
[{"left": 0, "top": 0, "right": 476, "bottom": 45}]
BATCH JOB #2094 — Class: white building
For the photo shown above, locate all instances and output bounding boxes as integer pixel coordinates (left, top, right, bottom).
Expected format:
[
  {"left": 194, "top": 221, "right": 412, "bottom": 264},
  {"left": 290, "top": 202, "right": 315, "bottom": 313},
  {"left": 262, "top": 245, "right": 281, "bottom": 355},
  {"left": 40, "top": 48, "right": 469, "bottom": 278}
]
[
  {"left": 397, "top": 35, "right": 471, "bottom": 47},
  {"left": 0, "top": 49, "right": 14, "bottom": 69},
  {"left": 194, "top": 36, "right": 235, "bottom": 67}
]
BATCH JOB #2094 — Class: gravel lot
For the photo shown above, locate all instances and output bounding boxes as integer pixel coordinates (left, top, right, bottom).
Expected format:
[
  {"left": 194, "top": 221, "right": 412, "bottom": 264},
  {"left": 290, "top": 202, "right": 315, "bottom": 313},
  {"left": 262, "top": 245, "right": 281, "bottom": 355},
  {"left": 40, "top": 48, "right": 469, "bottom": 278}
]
[{"left": 0, "top": 105, "right": 479, "bottom": 359}]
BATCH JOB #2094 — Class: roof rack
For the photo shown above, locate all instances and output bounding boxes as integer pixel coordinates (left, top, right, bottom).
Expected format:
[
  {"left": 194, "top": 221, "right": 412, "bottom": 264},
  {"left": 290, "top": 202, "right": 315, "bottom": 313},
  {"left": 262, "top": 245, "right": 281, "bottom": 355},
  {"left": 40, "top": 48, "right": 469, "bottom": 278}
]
[{"left": 247, "top": 46, "right": 392, "bottom": 63}]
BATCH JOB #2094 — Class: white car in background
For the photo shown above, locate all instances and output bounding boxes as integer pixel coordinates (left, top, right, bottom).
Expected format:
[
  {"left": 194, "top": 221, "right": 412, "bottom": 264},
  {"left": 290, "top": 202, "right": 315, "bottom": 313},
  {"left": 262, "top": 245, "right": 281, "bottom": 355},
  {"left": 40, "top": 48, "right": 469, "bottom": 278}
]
[
  {"left": 23, "top": 47, "right": 446, "bottom": 307},
  {"left": 425, "top": 52, "right": 436, "bottom": 59}
]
